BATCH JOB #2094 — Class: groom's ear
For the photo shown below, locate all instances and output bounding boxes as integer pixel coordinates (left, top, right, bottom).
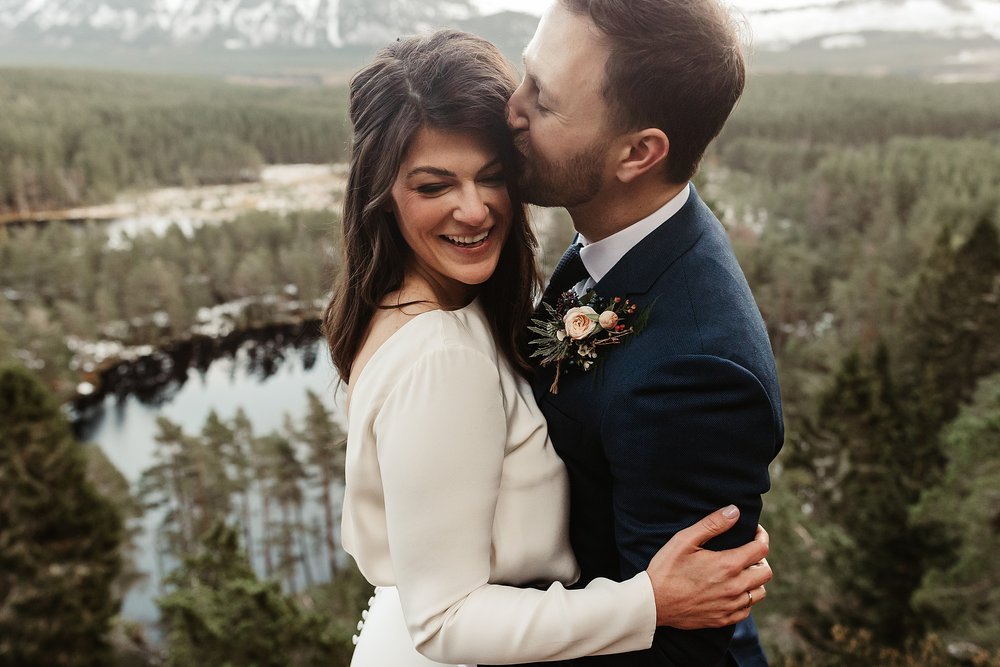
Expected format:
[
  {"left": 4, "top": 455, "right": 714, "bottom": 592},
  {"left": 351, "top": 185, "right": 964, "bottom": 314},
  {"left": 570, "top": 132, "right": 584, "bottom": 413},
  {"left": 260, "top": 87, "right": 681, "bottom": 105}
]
[{"left": 615, "top": 129, "right": 669, "bottom": 184}]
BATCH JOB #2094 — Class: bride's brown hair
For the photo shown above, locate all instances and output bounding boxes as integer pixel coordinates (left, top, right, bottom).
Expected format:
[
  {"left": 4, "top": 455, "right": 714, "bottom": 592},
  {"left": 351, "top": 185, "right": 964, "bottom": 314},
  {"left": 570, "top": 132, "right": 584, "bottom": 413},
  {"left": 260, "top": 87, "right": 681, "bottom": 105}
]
[{"left": 324, "top": 30, "right": 540, "bottom": 382}]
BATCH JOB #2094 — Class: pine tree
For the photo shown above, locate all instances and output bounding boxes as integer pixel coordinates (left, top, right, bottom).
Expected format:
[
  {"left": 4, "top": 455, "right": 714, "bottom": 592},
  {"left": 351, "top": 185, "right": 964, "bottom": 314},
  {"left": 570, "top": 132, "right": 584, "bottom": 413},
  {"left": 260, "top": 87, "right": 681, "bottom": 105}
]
[
  {"left": 251, "top": 431, "right": 280, "bottom": 579},
  {"left": 805, "top": 345, "right": 933, "bottom": 645},
  {"left": 139, "top": 417, "right": 196, "bottom": 557},
  {"left": 158, "top": 523, "right": 353, "bottom": 667},
  {"left": 226, "top": 408, "right": 256, "bottom": 560},
  {"left": 0, "top": 365, "right": 122, "bottom": 666},
  {"left": 911, "top": 373, "right": 1000, "bottom": 651},
  {"left": 903, "top": 217, "right": 1000, "bottom": 427},
  {"left": 268, "top": 432, "right": 311, "bottom": 594},
  {"left": 288, "top": 390, "right": 346, "bottom": 578},
  {"left": 139, "top": 416, "right": 233, "bottom": 562}
]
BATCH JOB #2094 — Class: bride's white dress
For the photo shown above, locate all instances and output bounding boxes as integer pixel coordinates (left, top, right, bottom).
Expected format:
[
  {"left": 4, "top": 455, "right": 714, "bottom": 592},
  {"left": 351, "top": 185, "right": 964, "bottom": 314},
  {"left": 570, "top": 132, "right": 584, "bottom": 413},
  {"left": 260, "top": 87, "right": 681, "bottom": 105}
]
[{"left": 342, "top": 300, "right": 656, "bottom": 666}]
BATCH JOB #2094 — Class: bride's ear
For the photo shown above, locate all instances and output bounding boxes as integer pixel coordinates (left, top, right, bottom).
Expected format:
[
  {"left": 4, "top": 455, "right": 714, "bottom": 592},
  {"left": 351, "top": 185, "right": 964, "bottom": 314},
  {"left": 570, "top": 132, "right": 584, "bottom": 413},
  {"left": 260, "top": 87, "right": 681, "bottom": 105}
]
[{"left": 615, "top": 129, "right": 669, "bottom": 184}]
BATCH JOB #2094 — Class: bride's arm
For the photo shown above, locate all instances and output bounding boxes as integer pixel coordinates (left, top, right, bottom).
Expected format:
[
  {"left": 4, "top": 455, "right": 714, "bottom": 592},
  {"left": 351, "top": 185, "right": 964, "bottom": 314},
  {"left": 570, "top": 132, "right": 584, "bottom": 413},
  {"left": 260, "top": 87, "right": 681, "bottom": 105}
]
[
  {"left": 375, "top": 343, "right": 770, "bottom": 664},
  {"left": 376, "top": 344, "right": 655, "bottom": 665}
]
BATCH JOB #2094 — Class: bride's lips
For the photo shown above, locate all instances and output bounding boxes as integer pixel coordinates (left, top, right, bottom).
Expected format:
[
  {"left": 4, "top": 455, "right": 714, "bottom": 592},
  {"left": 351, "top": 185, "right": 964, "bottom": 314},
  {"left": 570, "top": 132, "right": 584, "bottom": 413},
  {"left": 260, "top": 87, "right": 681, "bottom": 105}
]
[{"left": 441, "top": 228, "right": 493, "bottom": 250}]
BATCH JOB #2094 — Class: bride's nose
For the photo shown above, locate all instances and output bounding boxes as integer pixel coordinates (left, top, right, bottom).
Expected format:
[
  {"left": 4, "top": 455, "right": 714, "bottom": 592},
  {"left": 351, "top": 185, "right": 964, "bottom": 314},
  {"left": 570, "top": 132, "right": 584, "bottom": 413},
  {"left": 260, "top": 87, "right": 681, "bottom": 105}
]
[{"left": 453, "top": 187, "right": 490, "bottom": 226}]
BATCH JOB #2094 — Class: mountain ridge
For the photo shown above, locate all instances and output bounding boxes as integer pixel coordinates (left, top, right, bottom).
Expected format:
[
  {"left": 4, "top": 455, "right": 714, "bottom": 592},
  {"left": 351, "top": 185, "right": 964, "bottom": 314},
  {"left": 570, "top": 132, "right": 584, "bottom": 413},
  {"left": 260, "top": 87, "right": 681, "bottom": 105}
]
[
  {"left": 0, "top": 0, "right": 482, "bottom": 49},
  {"left": 5, "top": 0, "right": 1000, "bottom": 52},
  {"left": 2, "top": 0, "right": 999, "bottom": 81}
]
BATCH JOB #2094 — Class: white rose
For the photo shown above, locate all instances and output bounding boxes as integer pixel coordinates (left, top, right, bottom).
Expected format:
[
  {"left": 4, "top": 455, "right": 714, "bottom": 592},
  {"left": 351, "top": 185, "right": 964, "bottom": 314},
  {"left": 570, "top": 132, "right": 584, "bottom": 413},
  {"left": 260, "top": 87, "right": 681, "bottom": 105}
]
[
  {"left": 598, "top": 310, "right": 619, "bottom": 330},
  {"left": 563, "top": 306, "right": 598, "bottom": 340}
]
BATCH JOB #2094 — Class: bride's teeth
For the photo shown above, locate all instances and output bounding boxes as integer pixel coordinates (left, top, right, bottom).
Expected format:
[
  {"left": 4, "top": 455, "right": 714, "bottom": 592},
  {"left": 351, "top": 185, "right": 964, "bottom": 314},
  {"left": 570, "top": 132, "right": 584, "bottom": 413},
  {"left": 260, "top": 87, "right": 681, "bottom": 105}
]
[{"left": 445, "top": 231, "right": 489, "bottom": 245}]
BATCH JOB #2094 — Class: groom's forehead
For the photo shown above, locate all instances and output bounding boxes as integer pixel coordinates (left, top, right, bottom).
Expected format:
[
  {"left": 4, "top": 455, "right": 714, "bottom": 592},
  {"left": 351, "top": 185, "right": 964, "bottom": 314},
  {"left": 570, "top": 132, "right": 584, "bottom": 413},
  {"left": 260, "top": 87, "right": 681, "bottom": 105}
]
[
  {"left": 524, "top": 5, "right": 608, "bottom": 84},
  {"left": 529, "top": 2, "right": 606, "bottom": 46}
]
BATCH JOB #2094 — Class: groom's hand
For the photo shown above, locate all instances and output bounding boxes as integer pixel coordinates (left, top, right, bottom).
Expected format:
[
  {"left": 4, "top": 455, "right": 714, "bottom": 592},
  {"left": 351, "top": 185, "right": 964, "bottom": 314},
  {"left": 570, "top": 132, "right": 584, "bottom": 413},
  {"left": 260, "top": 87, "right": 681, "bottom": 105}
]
[{"left": 645, "top": 505, "right": 771, "bottom": 628}]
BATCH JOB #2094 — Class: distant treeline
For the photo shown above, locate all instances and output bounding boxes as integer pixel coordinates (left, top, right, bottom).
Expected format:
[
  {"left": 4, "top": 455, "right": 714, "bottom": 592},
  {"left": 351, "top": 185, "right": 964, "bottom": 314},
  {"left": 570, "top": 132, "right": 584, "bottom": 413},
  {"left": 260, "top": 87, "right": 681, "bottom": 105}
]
[
  {"left": 719, "top": 73, "right": 1000, "bottom": 147},
  {"left": 0, "top": 68, "right": 350, "bottom": 214},
  {"left": 3, "top": 68, "right": 999, "bottom": 217},
  {"left": 0, "top": 210, "right": 338, "bottom": 395}
]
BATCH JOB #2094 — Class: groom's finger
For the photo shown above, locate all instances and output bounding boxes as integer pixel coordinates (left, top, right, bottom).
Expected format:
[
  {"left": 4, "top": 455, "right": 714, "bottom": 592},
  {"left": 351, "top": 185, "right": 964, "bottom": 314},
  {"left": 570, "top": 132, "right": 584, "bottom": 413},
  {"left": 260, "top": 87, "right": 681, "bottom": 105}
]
[
  {"left": 733, "top": 555, "right": 772, "bottom": 593},
  {"left": 725, "top": 538, "right": 770, "bottom": 573},
  {"left": 723, "top": 584, "right": 768, "bottom": 625},
  {"left": 676, "top": 505, "right": 741, "bottom": 550},
  {"left": 754, "top": 523, "right": 769, "bottom": 548}
]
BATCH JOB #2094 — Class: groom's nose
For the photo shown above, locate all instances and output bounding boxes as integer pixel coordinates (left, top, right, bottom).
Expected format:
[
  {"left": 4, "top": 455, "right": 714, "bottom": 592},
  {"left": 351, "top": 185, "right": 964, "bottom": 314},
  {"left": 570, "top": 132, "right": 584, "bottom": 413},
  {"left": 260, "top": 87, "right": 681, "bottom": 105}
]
[{"left": 507, "top": 83, "right": 529, "bottom": 131}]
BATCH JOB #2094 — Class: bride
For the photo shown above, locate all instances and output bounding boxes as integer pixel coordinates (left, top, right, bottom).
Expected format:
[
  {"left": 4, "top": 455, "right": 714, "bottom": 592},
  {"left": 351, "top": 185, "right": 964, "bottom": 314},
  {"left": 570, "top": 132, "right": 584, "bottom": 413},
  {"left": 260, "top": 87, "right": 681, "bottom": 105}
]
[{"left": 323, "top": 30, "right": 771, "bottom": 667}]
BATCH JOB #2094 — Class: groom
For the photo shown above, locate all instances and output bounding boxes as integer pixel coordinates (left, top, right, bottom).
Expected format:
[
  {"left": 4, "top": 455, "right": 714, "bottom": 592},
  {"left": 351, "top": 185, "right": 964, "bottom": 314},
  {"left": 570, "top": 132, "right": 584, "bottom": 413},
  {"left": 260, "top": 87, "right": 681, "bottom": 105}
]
[{"left": 507, "top": 1, "right": 783, "bottom": 665}]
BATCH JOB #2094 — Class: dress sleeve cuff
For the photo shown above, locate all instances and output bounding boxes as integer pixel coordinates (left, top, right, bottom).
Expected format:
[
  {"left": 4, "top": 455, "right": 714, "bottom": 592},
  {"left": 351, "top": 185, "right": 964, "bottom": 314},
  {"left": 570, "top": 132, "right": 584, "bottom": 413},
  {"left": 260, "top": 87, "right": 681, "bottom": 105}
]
[
  {"left": 626, "top": 570, "right": 658, "bottom": 649},
  {"left": 584, "top": 570, "right": 658, "bottom": 654}
]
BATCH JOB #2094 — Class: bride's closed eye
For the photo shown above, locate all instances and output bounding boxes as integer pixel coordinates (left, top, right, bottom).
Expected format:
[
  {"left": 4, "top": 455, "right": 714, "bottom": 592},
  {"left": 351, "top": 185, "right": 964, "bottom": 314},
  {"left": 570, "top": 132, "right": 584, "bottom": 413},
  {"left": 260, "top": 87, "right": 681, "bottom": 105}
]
[
  {"left": 416, "top": 183, "right": 450, "bottom": 195},
  {"left": 478, "top": 172, "right": 506, "bottom": 187}
]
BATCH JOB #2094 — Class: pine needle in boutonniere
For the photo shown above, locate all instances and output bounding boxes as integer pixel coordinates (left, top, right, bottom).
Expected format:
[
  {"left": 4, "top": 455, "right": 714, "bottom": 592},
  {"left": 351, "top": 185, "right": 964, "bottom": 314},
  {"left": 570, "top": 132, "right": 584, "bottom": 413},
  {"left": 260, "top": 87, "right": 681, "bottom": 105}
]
[{"left": 528, "top": 290, "right": 652, "bottom": 394}]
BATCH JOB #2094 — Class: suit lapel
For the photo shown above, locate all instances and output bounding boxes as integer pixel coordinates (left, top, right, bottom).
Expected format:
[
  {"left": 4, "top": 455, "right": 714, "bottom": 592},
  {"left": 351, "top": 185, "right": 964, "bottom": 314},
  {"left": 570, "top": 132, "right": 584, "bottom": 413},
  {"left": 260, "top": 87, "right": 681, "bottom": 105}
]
[
  {"left": 531, "top": 187, "right": 715, "bottom": 402},
  {"left": 593, "top": 185, "right": 712, "bottom": 300}
]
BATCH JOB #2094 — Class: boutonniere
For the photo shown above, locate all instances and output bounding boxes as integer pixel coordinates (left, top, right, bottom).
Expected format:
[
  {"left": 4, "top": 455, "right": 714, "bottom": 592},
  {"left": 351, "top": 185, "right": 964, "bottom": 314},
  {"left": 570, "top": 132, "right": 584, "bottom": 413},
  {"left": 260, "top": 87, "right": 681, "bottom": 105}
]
[{"left": 528, "top": 290, "right": 651, "bottom": 394}]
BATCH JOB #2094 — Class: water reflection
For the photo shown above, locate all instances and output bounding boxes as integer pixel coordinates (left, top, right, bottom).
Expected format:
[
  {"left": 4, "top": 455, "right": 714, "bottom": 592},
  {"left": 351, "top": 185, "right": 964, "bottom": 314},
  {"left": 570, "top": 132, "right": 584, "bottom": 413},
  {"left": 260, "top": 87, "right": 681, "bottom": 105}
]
[{"left": 77, "top": 329, "right": 345, "bottom": 629}]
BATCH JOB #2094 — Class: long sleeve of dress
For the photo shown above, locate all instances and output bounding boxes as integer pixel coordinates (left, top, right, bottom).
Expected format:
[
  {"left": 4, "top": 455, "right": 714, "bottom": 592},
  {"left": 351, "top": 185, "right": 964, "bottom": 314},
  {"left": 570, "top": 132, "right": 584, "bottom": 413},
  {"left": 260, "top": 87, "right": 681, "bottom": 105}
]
[{"left": 374, "top": 343, "right": 656, "bottom": 665}]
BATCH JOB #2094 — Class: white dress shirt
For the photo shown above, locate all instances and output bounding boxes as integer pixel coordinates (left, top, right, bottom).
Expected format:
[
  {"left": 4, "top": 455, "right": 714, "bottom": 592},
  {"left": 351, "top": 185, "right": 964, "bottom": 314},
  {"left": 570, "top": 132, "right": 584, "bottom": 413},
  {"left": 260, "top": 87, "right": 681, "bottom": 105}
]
[{"left": 575, "top": 182, "right": 691, "bottom": 292}]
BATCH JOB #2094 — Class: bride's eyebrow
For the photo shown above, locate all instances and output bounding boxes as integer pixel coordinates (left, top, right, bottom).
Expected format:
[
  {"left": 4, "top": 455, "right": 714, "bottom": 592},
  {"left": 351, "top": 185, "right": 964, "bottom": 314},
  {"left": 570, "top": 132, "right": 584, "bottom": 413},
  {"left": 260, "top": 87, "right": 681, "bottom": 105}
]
[
  {"left": 477, "top": 158, "right": 503, "bottom": 174},
  {"left": 407, "top": 157, "right": 502, "bottom": 179},
  {"left": 406, "top": 166, "right": 455, "bottom": 178}
]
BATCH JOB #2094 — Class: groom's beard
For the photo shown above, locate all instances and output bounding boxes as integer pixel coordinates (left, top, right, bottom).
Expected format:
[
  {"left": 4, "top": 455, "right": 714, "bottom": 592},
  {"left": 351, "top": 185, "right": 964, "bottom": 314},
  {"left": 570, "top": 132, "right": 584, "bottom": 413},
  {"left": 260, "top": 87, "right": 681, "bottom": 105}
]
[{"left": 514, "top": 132, "right": 607, "bottom": 209}]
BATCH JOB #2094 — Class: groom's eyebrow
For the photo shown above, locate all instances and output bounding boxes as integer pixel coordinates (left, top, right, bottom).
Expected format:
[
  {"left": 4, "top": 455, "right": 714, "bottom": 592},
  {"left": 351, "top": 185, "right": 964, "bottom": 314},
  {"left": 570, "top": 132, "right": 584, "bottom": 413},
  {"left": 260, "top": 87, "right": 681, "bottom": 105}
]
[
  {"left": 521, "top": 55, "right": 541, "bottom": 91},
  {"left": 522, "top": 57, "right": 558, "bottom": 106}
]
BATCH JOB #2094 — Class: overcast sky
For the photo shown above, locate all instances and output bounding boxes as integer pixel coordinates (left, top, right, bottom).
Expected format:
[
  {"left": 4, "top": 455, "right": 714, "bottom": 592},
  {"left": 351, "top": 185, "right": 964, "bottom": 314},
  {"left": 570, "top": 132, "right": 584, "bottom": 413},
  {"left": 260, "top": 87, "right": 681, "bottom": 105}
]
[
  {"left": 471, "top": 0, "right": 1000, "bottom": 44},
  {"left": 471, "top": 0, "right": 826, "bottom": 15},
  {"left": 472, "top": 0, "right": 545, "bottom": 14}
]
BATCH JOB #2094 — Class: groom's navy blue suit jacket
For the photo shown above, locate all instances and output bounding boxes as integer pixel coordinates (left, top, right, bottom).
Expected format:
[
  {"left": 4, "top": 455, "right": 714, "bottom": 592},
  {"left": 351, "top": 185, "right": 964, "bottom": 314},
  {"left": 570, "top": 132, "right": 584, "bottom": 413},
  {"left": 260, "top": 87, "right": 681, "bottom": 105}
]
[{"left": 521, "top": 187, "right": 783, "bottom": 667}]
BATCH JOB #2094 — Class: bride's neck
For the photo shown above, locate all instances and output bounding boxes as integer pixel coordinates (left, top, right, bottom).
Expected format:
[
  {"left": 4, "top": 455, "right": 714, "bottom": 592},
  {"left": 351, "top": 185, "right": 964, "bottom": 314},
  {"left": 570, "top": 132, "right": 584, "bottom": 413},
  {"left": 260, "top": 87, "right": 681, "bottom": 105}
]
[{"left": 397, "top": 268, "right": 476, "bottom": 312}]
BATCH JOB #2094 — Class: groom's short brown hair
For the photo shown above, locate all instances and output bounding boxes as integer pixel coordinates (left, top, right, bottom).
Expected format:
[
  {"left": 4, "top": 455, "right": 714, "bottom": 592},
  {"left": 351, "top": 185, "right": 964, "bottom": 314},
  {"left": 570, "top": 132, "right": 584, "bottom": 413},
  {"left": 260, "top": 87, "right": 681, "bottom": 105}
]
[{"left": 561, "top": 0, "right": 746, "bottom": 183}]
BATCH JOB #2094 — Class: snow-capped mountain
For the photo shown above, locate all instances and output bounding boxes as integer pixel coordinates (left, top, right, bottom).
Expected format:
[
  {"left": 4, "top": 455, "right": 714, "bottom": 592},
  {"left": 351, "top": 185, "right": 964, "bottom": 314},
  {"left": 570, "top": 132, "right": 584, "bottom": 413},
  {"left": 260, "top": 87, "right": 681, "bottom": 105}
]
[
  {"left": 0, "top": 0, "right": 479, "bottom": 49},
  {"left": 473, "top": 0, "right": 1000, "bottom": 46},
  {"left": 1, "top": 0, "right": 999, "bottom": 57},
  {"left": 732, "top": 0, "right": 1000, "bottom": 48}
]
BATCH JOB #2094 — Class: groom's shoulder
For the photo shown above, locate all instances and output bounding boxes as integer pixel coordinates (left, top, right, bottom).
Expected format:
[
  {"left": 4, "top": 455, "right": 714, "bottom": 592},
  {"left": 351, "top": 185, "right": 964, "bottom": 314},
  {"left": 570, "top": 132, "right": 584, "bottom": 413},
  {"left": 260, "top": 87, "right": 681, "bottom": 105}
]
[
  {"left": 643, "top": 202, "right": 773, "bottom": 354},
  {"left": 648, "top": 204, "right": 750, "bottom": 311}
]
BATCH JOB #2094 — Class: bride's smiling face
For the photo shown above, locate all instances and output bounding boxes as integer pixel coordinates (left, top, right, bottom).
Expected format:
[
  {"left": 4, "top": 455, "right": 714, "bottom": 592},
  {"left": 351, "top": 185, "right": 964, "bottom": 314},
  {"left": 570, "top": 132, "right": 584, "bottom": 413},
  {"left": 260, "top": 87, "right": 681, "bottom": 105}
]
[{"left": 389, "top": 127, "right": 512, "bottom": 300}]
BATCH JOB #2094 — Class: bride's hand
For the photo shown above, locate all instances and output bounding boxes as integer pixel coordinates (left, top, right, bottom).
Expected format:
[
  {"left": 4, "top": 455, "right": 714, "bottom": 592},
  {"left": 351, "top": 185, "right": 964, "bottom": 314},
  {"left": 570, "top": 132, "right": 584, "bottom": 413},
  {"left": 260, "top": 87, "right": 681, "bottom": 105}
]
[{"left": 644, "top": 506, "right": 771, "bottom": 629}]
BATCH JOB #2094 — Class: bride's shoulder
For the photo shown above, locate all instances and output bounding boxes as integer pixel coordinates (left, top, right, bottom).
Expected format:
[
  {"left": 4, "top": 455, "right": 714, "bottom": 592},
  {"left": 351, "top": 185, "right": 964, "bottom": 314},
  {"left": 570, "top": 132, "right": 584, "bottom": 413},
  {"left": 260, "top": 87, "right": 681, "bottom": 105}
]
[{"left": 351, "top": 300, "right": 494, "bottom": 388}]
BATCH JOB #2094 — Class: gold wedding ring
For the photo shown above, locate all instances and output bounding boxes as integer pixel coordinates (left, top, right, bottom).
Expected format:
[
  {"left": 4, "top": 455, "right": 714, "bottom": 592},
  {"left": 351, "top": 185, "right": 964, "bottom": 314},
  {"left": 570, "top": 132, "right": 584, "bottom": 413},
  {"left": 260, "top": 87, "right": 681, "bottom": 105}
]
[{"left": 746, "top": 590, "right": 753, "bottom": 608}]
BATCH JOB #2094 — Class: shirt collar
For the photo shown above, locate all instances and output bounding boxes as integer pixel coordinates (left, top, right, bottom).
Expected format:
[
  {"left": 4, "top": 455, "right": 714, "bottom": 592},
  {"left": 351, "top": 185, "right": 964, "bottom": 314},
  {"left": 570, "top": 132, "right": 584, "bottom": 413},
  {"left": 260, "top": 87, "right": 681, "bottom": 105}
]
[{"left": 578, "top": 183, "right": 690, "bottom": 284}]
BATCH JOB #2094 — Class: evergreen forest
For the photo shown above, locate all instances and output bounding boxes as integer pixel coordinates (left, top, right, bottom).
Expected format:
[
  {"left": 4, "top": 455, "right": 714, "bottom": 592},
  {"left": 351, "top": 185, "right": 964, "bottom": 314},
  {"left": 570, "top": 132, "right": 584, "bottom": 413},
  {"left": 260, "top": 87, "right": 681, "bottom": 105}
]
[
  {"left": 1, "top": 66, "right": 999, "bottom": 665},
  {"left": 0, "top": 69, "right": 349, "bottom": 216}
]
